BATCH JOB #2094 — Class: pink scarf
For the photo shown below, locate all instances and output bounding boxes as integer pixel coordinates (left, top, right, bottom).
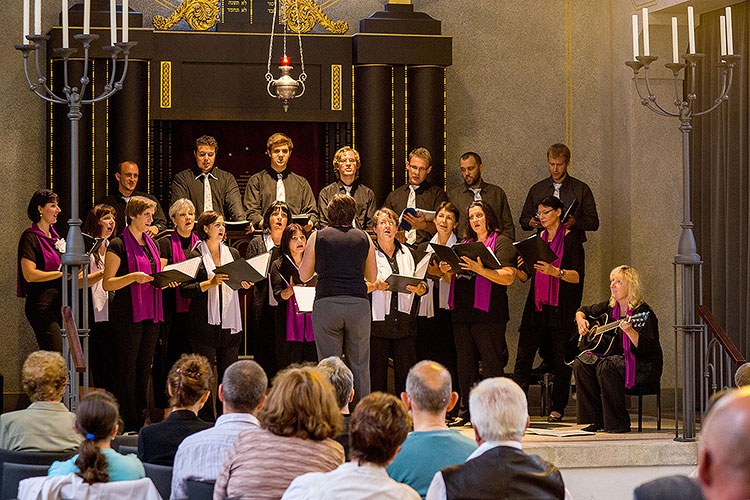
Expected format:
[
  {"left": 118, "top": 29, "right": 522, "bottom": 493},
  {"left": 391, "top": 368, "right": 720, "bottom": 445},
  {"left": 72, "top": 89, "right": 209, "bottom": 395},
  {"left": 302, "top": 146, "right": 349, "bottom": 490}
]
[
  {"left": 171, "top": 231, "right": 200, "bottom": 313},
  {"left": 17, "top": 223, "right": 61, "bottom": 298},
  {"left": 447, "top": 231, "right": 498, "bottom": 312},
  {"left": 285, "top": 294, "right": 314, "bottom": 342},
  {"left": 614, "top": 302, "right": 636, "bottom": 389},
  {"left": 534, "top": 226, "right": 565, "bottom": 311},
  {"left": 123, "top": 227, "right": 163, "bottom": 323}
]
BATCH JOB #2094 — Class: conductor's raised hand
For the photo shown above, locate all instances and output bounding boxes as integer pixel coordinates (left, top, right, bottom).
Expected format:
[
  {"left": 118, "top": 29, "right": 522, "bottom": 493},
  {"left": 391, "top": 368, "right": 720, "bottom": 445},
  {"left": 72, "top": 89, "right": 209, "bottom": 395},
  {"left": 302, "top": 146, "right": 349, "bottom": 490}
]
[{"left": 374, "top": 278, "right": 389, "bottom": 291}]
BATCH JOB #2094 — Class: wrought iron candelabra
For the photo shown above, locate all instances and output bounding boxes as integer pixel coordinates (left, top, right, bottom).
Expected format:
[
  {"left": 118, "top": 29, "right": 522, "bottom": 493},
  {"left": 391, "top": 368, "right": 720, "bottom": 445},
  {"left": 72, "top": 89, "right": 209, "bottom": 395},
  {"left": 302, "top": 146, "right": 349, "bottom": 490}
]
[
  {"left": 625, "top": 51, "right": 740, "bottom": 441},
  {"left": 15, "top": 32, "right": 137, "bottom": 410}
]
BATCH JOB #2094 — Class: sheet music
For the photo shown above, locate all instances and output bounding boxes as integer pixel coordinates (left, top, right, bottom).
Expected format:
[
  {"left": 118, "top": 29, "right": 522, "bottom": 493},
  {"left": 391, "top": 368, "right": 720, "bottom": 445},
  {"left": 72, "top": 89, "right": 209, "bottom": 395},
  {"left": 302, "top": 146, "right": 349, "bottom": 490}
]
[
  {"left": 162, "top": 257, "right": 201, "bottom": 278},
  {"left": 247, "top": 252, "right": 271, "bottom": 278},
  {"left": 293, "top": 286, "right": 316, "bottom": 313}
]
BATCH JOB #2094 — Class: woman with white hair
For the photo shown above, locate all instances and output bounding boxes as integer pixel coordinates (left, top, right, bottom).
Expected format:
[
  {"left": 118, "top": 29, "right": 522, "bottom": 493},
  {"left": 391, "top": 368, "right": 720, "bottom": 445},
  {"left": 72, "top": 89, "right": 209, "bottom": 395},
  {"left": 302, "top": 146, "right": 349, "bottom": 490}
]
[{"left": 573, "top": 265, "right": 662, "bottom": 433}]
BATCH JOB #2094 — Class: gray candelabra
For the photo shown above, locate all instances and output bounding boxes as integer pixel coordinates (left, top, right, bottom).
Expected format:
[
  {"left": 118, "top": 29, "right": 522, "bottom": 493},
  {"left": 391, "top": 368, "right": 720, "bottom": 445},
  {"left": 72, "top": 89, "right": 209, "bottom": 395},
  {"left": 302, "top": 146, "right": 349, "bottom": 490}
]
[
  {"left": 625, "top": 51, "right": 740, "bottom": 441},
  {"left": 15, "top": 31, "right": 137, "bottom": 410}
]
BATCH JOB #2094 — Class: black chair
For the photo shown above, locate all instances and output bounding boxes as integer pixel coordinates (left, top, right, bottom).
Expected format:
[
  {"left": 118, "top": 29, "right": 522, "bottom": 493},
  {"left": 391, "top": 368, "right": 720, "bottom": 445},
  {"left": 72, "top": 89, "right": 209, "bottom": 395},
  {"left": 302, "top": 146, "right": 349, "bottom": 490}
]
[
  {"left": 119, "top": 445, "right": 138, "bottom": 456},
  {"left": 110, "top": 434, "right": 139, "bottom": 453},
  {"left": 626, "top": 380, "right": 661, "bottom": 432},
  {"left": 1, "top": 463, "right": 49, "bottom": 499},
  {"left": 144, "top": 462, "right": 173, "bottom": 500},
  {"left": 0, "top": 449, "right": 74, "bottom": 495},
  {"left": 186, "top": 479, "right": 215, "bottom": 500}
]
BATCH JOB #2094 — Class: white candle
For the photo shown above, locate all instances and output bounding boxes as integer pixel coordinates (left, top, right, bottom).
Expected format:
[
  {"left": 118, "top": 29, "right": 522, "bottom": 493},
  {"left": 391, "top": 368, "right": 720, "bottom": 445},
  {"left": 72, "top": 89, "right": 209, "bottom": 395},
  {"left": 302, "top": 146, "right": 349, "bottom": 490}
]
[
  {"left": 632, "top": 14, "right": 639, "bottom": 59},
  {"left": 687, "top": 6, "right": 696, "bottom": 54},
  {"left": 34, "top": 0, "right": 41, "bottom": 35},
  {"left": 672, "top": 17, "right": 679, "bottom": 63},
  {"left": 23, "top": 0, "right": 30, "bottom": 43},
  {"left": 62, "top": 0, "right": 69, "bottom": 48},
  {"left": 110, "top": 0, "right": 116, "bottom": 45},
  {"left": 83, "top": 0, "right": 90, "bottom": 35},
  {"left": 725, "top": 7, "right": 733, "bottom": 55},
  {"left": 122, "top": 0, "right": 128, "bottom": 43},
  {"left": 642, "top": 8, "right": 650, "bottom": 56},
  {"left": 720, "top": 16, "right": 727, "bottom": 57}
]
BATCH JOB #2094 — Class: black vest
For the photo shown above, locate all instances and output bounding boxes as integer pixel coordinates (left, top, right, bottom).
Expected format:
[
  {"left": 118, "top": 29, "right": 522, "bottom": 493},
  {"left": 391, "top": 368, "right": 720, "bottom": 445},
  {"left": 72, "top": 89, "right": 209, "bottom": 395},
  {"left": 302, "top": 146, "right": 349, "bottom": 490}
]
[{"left": 442, "top": 445, "right": 565, "bottom": 500}]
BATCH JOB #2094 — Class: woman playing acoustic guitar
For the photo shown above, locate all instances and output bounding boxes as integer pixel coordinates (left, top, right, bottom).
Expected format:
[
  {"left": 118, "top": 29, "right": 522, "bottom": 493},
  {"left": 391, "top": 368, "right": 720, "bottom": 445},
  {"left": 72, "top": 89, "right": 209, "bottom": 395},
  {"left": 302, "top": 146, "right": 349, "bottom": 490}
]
[{"left": 573, "top": 265, "right": 662, "bottom": 433}]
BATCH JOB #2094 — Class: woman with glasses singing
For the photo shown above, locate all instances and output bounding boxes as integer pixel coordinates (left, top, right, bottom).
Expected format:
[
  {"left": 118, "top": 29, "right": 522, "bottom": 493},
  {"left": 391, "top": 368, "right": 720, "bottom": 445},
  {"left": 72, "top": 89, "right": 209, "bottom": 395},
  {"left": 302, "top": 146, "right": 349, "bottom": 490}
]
[{"left": 512, "top": 195, "right": 585, "bottom": 424}]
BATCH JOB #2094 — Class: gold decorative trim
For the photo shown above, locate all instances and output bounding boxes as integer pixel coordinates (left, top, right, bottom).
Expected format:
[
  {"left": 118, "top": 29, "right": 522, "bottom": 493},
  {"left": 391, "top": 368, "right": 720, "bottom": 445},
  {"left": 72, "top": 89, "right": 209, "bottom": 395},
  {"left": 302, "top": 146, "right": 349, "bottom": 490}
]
[
  {"left": 147, "top": 61, "right": 152, "bottom": 189},
  {"left": 91, "top": 63, "right": 96, "bottom": 205},
  {"left": 49, "top": 58, "right": 54, "bottom": 189},
  {"left": 282, "top": 0, "right": 348, "bottom": 34},
  {"left": 565, "top": 0, "right": 573, "bottom": 154},
  {"left": 160, "top": 61, "right": 172, "bottom": 109},
  {"left": 153, "top": 0, "right": 220, "bottom": 31},
  {"left": 443, "top": 68, "right": 447, "bottom": 191},
  {"left": 331, "top": 64, "right": 342, "bottom": 111},
  {"left": 404, "top": 66, "right": 408, "bottom": 179},
  {"left": 106, "top": 63, "right": 110, "bottom": 195},
  {"left": 351, "top": 65, "right": 355, "bottom": 147},
  {"left": 391, "top": 66, "right": 395, "bottom": 191}
]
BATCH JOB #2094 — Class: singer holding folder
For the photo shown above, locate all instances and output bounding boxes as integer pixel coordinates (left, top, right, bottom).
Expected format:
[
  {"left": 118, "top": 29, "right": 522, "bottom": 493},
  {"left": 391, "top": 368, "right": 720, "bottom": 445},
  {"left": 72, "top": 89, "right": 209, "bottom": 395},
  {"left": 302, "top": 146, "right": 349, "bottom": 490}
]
[
  {"left": 103, "top": 196, "right": 168, "bottom": 431},
  {"left": 270, "top": 223, "right": 316, "bottom": 370},
  {"left": 513, "top": 195, "right": 584, "bottom": 423},
  {"left": 444, "top": 201, "right": 516, "bottom": 426},
  {"left": 181, "top": 211, "right": 251, "bottom": 420}
]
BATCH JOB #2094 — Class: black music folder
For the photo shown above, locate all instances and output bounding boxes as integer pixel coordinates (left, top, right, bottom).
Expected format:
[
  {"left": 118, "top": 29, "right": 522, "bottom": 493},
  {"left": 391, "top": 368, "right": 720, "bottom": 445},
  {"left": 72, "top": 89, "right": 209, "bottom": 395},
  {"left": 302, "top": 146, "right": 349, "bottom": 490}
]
[
  {"left": 513, "top": 234, "right": 558, "bottom": 273},
  {"left": 430, "top": 242, "right": 502, "bottom": 275},
  {"left": 562, "top": 198, "right": 579, "bottom": 223},
  {"left": 213, "top": 251, "right": 272, "bottom": 290},
  {"left": 82, "top": 233, "right": 105, "bottom": 256},
  {"left": 292, "top": 214, "right": 311, "bottom": 226},
  {"left": 150, "top": 257, "right": 202, "bottom": 288},
  {"left": 385, "top": 274, "right": 424, "bottom": 293}
]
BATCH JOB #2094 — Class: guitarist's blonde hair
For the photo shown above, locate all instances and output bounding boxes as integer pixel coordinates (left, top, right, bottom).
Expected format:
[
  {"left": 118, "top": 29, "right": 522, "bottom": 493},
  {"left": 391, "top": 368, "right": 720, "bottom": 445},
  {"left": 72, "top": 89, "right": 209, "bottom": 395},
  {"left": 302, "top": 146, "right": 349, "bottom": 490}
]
[{"left": 608, "top": 265, "right": 644, "bottom": 310}]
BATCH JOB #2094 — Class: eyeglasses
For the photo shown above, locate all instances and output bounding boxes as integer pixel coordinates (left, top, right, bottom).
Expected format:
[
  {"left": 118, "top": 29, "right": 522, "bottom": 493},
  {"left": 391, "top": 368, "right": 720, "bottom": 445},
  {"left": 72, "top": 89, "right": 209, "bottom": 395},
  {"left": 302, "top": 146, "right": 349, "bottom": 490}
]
[
  {"left": 377, "top": 219, "right": 396, "bottom": 226},
  {"left": 535, "top": 208, "right": 555, "bottom": 218}
]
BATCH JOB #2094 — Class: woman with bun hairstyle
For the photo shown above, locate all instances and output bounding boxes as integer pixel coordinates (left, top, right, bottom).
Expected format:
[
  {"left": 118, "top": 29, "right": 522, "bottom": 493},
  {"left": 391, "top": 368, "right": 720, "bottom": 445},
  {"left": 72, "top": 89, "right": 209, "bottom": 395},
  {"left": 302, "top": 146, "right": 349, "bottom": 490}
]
[
  {"left": 48, "top": 391, "right": 145, "bottom": 482},
  {"left": 137, "top": 354, "right": 212, "bottom": 466}
]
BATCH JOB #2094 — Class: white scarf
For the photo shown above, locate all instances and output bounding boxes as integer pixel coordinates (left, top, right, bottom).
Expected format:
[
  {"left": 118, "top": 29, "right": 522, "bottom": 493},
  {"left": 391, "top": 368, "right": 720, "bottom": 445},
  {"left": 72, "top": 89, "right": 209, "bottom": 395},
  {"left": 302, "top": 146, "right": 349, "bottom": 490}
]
[
  {"left": 89, "top": 240, "right": 110, "bottom": 322},
  {"left": 372, "top": 244, "right": 415, "bottom": 321},
  {"left": 198, "top": 241, "right": 242, "bottom": 334},
  {"left": 419, "top": 232, "right": 457, "bottom": 318},
  {"left": 264, "top": 233, "right": 279, "bottom": 307}
]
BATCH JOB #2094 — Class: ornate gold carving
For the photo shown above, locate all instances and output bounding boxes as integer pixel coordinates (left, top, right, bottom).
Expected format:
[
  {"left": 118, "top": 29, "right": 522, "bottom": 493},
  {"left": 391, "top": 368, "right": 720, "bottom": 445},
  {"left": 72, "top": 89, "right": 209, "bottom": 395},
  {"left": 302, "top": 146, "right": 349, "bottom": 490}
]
[
  {"left": 282, "top": 0, "right": 348, "bottom": 34},
  {"left": 153, "top": 0, "right": 220, "bottom": 31},
  {"left": 331, "top": 64, "right": 342, "bottom": 111},
  {"left": 160, "top": 61, "right": 172, "bottom": 108}
]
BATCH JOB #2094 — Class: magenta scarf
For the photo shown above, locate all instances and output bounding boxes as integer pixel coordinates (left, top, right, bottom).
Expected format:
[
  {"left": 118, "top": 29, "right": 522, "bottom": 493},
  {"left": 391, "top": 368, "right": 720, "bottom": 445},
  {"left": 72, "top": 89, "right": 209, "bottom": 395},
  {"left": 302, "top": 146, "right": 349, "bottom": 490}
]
[
  {"left": 171, "top": 231, "right": 200, "bottom": 313},
  {"left": 123, "top": 227, "right": 163, "bottom": 323},
  {"left": 534, "top": 226, "right": 565, "bottom": 311},
  {"left": 614, "top": 302, "right": 636, "bottom": 389},
  {"left": 447, "top": 231, "right": 498, "bottom": 312},
  {"left": 286, "top": 293, "right": 314, "bottom": 342},
  {"left": 17, "top": 223, "right": 61, "bottom": 298}
]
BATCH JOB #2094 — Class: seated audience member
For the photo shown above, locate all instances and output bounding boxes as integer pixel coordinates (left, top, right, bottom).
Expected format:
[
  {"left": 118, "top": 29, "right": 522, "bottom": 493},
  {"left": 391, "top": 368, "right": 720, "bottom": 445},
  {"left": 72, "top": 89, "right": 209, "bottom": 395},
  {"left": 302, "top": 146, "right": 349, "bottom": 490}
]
[
  {"left": 138, "top": 354, "right": 213, "bottom": 466},
  {"left": 214, "top": 366, "right": 345, "bottom": 500},
  {"left": 317, "top": 356, "right": 355, "bottom": 460},
  {"left": 634, "top": 475, "right": 705, "bottom": 500},
  {"left": 282, "top": 392, "right": 420, "bottom": 500},
  {"left": 170, "top": 360, "right": 268, "bottom": 499},
  {"left": 0, "top": 351, "right": 82, "bottom": 451},
  {"left": 388, "top": 361, "right": 476, "bottom": 498},
  {"left": 425, "top": 378, "right": 569, "bottom": 500},
  {"left": 735, "top": 362, "right": 750, "bottom": 387},
  {"left": 48, "top": 392, "right": 145, "bottom": 482}
]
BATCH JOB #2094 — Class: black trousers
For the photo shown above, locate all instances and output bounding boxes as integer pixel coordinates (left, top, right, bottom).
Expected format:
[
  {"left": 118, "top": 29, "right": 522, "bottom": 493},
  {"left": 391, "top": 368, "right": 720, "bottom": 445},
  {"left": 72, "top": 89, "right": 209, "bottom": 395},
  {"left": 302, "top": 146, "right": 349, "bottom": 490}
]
[
  {"left": 370, "top": 335, "right": 416, "bottom": 395},
  {"left": 416, "top": 310, "right": 459, "bottom": 399},
  {"left": 89, "top": 320, "right": 114, "bottom": 392},
  {"left": 152, "top": 312, "right": 192, "bottom": 409},
  {"left": 26, "top": 299, "right": 62, "bottom": 352},
  {"left": 191, "top": 326, "right": 242, "bottom": 422},
  {"left": 453, "top": 321, "right": 508, "bottom": 411},
  {"left": 513, "top": 325, "right": 573, "bottom": 415},
  {"left": 112, "top": 319, "right": 160, "bottom": 432},
  {"left": 253, "top": 305, "right": 278, "bottom": 380},
  {"left": 574, "top": 355, "right": 658, "bottom": 431}
]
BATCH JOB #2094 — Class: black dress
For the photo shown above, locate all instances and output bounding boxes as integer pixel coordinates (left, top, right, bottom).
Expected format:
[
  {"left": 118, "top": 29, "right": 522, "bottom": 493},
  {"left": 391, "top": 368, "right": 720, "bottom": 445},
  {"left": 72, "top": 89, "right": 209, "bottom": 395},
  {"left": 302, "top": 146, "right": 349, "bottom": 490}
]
[
  {"left": 17, "top": 231, "right": 62, "bottom": 352},
  {"left": 137, "top": 409, "right": 212, "bottom": 466},
  {"left": 270, "top": 256, "right": 317, "bottom": 370},
  {"left": 573, "top": 301, "right": 662, "bottom": 431},
  {"left": 513, "top": 229, "right": 585, "bottom": 416},
  {"left": 246, "top": 235, "right": 281, "bottom": 378}
]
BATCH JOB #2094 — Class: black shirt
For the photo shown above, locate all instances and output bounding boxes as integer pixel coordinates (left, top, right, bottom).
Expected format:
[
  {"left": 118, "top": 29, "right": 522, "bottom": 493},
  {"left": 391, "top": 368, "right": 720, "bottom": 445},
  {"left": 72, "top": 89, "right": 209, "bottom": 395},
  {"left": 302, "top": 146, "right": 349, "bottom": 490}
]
[
  {"left": 98, "top": 191, "right": 168, "bottom": 236},
  {"left": 18, "top": 231, "right": 61, "bottom": 309},
  {"left": 170, "top": 166, "right": 245, "bottom": 221},
  {"left": 448, "top": 180, "right": 515, "bottom": 240},
  {"left": 243, "top": 168, "right": 318, "bottom": 227},
  {"left": 317, "top": 180, "right": 377, "bottom": 229},
  {"left": 137, "top": 409, "right": 212, "bottom": 466},
  {"left": 107, "top": 237, "right": 158, "bottom": 323},
  {"left": 383, "top": 181, "right": 449, "bottom": 245},
  {"left": 314, "top": 226, "right": 370, "bottom": 300}
]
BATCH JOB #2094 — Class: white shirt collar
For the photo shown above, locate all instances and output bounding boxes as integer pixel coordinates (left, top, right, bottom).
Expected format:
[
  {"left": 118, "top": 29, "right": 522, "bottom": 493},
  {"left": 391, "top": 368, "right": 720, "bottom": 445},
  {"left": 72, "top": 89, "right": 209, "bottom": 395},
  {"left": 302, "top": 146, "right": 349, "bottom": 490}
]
[{"left": 466, "top": 440, "right": 522, "bottom": 461}]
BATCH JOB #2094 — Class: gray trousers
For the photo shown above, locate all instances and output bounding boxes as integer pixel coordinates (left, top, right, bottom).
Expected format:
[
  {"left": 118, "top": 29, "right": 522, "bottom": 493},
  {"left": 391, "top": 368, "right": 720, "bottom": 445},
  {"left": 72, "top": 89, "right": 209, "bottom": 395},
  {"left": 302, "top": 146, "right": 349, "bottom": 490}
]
[{"left": 313, "top": 296, "right": 371, "bottom": 405}]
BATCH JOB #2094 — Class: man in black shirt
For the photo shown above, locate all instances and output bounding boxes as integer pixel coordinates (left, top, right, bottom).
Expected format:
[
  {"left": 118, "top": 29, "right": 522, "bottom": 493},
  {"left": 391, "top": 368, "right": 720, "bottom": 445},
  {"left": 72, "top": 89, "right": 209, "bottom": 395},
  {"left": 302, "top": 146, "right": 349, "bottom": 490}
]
[
  {"left": 448, "top": 152, "right": 514, "bottom": 240},
  {"left": 99, "top": 160, "right": 167, "bottom": 237},
  {"left": 317, "top": 147, "right": 376, "bottom": 229},
  {"left": 243, "top": 133, "right": 318, "bottom": 230},
  {"left": 519, "top": 143, "right": 599, "bottom": 240},
  {"left": 170, "top": 135, "right": 246, "bottom": 221},
  {"left": 383, "top": 147, "right": 448, "bottom": 246}
]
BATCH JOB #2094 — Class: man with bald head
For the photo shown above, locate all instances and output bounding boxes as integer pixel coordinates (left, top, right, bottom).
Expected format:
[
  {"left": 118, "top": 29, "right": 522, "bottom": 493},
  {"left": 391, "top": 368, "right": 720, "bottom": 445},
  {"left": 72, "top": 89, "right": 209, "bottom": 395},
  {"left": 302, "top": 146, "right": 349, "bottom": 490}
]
[
  {"left": 697, "top": 387, "right": 750, "bottom": 500},
  {"left": 387, "top": 360, "right": 476, "bottom": 498}
]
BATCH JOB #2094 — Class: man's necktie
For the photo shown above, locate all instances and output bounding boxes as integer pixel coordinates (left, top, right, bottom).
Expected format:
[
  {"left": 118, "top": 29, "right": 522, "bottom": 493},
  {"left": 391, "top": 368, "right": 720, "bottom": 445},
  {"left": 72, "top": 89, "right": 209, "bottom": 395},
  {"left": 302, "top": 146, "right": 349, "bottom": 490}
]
[
  {"left": 406, "top": 185, "right": 417, "bottom": 245},
  {"left": 203, "top": 174, "right": 213, "bottom": 212},
  {"left": 469, "top": 187, "right": 482, "bottom": 201},
  {"left": 276, "top": 173, "right": 286, "bottom": 202},
  {"left": 553, "top": 182, "right": 562, "bottom": 200}
]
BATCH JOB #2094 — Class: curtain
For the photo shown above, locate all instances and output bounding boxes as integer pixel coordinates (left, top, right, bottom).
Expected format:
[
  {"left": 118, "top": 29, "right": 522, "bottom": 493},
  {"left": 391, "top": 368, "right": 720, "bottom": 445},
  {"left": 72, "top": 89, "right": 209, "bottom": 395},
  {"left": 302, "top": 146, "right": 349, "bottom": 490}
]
[{"left": 691, "top": 2, "right": 749, "bottom": 358}]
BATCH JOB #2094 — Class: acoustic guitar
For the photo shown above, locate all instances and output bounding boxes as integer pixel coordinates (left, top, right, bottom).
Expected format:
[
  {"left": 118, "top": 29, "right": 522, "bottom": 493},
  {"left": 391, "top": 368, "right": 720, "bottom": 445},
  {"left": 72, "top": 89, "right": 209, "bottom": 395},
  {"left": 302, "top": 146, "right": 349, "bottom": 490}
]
[{"left": 565, "top": 311, "right": 650, "bottom": 366}]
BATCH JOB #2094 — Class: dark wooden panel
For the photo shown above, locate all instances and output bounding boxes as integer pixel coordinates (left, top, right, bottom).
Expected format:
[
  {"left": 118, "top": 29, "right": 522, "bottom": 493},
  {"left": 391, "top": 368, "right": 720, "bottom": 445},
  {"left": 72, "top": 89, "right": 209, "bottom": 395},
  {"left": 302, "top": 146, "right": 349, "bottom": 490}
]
[{"left": 353, "top": 34, "right": 452, "bottom": 66}]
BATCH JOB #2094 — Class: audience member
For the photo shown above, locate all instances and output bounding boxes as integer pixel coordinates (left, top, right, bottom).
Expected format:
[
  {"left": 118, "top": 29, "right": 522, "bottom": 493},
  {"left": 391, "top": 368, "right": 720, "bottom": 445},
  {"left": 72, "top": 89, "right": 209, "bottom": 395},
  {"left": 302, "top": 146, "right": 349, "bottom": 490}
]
[
  {"left": 388, "top": 361, "right": 476, "bottom": 498},
  {"left": 213, "top": 365, "right": 345, "bottom": 500},
  {"left": 317, "top": 356, "right": 355, "bottom": 460},
  {"left": 48, "top": 392, "right": 145, "bottom": 482},
  {"left": 735, "top": 362, "right": 750, "bottom": 387},
  {"left": 0, "top": 351, "right": 81, "bottom": 452},
  {"left": 282, "top": 392, "right": 420, "bottom": 500},
  {"left": 425, "top": 377, "right": 569, "bottom": 500},
  {"left": 138, "top": 354, "right": 213, "bottom": 466},
  {"left": 171, "top": 360, "right": 268, "bottom": 499}
]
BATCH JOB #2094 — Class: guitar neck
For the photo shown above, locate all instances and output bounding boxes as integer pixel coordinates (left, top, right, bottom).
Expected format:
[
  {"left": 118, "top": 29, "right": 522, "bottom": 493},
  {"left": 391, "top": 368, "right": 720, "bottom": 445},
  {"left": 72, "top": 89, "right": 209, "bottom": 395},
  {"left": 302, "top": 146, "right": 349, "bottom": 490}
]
[{"left": 596, "top": 319, "right": 627, "bottom": 335}]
